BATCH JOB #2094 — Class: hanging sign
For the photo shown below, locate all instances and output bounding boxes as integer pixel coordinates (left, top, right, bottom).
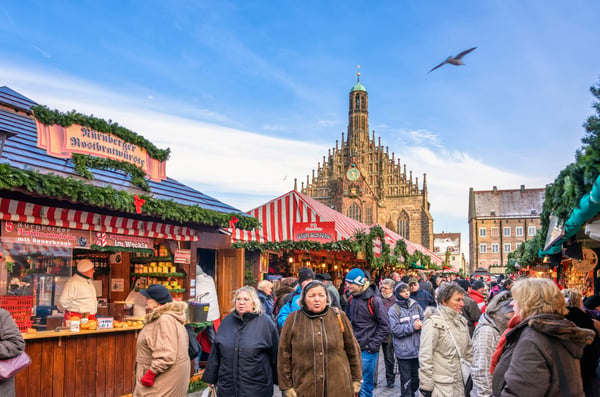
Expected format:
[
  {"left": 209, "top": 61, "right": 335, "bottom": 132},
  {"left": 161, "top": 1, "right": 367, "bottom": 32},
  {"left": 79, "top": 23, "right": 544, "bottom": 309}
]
[
  {"left": 174, "top": 249, "right": 191, "bottom": 264},
  {"left": 2, "top": 221, "right": 91, "bottom": 248},
  {"left": 35, "top": 121, "right": 166, "bottom": 182},
  {"left": 293, "top": 222, "right": 337, "bottom": 243},
  {"left": 94, "top": 232, "right": 153, "bottom": 250}
]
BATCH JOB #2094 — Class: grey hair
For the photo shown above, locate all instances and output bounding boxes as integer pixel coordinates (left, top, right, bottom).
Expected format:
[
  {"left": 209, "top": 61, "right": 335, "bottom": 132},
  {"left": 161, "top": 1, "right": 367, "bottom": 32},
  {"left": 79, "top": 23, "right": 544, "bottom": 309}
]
[
  {"left": 231, "top": 286, "right": 264, "bottom": 315},
  {"left": 437, "top": 282, "right": 465, "bottom": 306},
  {"left": 299, "top": 281, "right": 330, "bottom": 308},
  {"left": 380, "top": 278, "right": 395, "bottom": 289}
]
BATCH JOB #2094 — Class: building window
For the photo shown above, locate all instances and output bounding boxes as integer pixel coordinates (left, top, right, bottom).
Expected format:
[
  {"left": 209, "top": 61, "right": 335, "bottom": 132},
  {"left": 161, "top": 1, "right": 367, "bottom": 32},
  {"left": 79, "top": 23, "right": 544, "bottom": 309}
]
[
  {"left": 365, "top": 207, "right": 373, "bottom": 225},
  {"left": 492, "top": 260, "right": 499, "bottom": 266},
  {"left": 492, "top": 243, "right": 499, "bottom": 253},
  {"left": 528, "top": 226, "right": 537, "bottom": 236},
  {"left": 491, "top": 227, "right": 499, "bottom": 237},
  {"left": 480, "top": 244, "right": 487, "bottom": 253},
  {"left": 516, "top": 226, "right": 523, "bottom": 236},
  {"left": 347, "top": 203, "right": 361, "bottom": 222},
  {"left": 503, "top": 227, "right": 511, "bottom": 237},
  {"left": 504, "top": 243, "right": 511, "bottom": 253},
  {"left": 479, "top": 227, "right": 487, "bottom": 237},
  {"left": 398, "top": 211, "right": 409, "bottom": 238}
]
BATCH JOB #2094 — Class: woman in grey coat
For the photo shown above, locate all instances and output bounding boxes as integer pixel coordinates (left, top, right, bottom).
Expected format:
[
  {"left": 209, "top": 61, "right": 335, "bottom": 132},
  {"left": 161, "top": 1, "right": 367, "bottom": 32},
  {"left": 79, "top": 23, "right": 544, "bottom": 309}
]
[
  {"left": 0, "top": 308, "right": 26, "bottom": 397},
  {"left": 470, "top": 291, "right": 513, "bottom": 397}
]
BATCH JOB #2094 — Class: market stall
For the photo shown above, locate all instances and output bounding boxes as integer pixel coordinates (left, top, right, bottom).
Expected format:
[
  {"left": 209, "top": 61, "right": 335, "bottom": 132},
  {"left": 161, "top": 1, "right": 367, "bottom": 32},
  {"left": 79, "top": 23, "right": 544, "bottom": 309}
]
[{"left": 0, "top": 85, "right": 257, "bottom": 396}]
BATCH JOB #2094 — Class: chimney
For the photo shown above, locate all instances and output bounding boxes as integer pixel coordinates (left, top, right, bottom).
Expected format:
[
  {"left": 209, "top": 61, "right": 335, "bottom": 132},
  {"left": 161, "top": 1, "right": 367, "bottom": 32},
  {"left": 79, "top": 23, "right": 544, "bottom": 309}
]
[
  {"left": 492, "top": 186, "right": 497, "bottom": 193},
  {"left": 520, "top": 184, "right": 525, "bottom": 193}
]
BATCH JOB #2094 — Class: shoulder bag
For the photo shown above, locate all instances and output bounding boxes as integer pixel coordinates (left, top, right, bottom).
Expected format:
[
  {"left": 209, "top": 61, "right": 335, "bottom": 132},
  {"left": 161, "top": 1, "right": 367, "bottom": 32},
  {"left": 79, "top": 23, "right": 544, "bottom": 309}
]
[
  {"left": 446, "top": 319, "right": 473, "bottom": 396},
  {"left": 0, "top": 351, "right": 31, "bottom": 380}
]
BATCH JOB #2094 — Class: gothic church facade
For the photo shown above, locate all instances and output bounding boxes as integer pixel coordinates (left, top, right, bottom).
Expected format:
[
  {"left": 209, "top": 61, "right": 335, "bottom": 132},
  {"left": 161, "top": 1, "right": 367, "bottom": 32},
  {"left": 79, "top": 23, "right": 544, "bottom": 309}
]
[{"left": 301, "top": 75, "right": 434, "bottom": 249}]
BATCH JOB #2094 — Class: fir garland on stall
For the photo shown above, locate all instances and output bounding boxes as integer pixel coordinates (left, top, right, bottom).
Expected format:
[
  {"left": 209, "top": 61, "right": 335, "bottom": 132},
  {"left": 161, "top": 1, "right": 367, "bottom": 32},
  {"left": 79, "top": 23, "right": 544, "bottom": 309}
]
[
  {"left": 0, "top": 164, "right": 259, "bottom": 230},
  {"left": 507, "top": 79, "right": 600, "bottom": 271},
  {"left": 72, "top": 153, "right": 151, "bottom": 191},
  {"left": 232, "top": 224, "right": 438, "bottom": 269}
]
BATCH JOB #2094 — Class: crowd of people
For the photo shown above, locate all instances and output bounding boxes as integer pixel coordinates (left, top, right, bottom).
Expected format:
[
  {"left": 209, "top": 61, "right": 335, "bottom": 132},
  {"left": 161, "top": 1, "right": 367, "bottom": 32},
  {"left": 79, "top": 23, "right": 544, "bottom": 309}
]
[{"left": 195, "top": 268, "right": 600, "bottom": 397}]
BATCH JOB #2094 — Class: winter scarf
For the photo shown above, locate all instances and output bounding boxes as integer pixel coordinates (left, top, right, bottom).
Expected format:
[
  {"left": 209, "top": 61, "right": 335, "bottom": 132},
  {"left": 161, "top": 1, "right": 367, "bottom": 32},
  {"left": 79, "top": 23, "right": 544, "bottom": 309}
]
[{"left": 489, "top": 314, "right": 521, "bottom": 373}]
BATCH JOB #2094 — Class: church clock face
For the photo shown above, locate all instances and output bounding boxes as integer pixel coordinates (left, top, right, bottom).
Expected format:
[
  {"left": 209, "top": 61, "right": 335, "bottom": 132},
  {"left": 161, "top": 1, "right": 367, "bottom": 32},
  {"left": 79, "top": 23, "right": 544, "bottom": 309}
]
[{"left": 346, "top": 168, "right": 360, "bottom": 181}]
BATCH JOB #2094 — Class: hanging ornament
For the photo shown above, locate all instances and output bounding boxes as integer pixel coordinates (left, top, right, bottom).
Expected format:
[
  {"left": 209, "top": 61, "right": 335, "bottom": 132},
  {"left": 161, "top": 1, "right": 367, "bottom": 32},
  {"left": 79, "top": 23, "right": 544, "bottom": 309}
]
[{"left": 229, "top": 216, "right": 239, "bottom": 229}]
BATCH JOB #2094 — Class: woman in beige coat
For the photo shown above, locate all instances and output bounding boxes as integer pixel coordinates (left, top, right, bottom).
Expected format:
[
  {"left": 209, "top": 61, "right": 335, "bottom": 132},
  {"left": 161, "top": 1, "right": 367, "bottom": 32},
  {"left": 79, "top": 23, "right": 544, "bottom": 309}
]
[
  {"left": 134, "top": 284, "right": 190, "bottom": 397},
  {"left": 419, "top": 282, "right": 472, "bottom": 397}
]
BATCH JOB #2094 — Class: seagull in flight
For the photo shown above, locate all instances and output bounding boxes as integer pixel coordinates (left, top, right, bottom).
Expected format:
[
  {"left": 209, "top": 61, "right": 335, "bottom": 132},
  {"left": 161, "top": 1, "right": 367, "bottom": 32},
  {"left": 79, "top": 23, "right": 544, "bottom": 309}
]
[{"left": 428, "top": 47, "right": 477, "bottom": 73}]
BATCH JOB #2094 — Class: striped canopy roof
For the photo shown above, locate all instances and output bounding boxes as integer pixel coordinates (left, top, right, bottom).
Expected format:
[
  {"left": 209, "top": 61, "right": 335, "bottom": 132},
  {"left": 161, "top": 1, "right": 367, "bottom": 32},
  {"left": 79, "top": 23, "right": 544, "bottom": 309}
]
[{"left": 232, "top": 190, "right": 370, "bottom": 243}]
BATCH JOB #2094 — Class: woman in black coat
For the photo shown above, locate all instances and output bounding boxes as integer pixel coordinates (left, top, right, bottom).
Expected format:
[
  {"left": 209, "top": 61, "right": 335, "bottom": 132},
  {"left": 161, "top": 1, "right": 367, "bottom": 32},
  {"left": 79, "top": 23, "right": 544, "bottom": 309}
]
[
  {"left": 203, "top": 286, "right": 279, "bottom": 397},
  {"left": 564, "top": 289, "right": 600, "bottom": 397}
]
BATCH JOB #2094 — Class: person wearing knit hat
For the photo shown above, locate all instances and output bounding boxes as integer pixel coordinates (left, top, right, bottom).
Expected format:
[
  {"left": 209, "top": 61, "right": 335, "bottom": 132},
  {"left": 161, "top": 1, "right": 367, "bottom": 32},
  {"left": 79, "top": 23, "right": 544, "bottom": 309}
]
[
  {"left": 344, "top": 268, "right": 391, "bottom": 397},
  {"left": 58, "top": 259, "right": 98, "bottom": 321},
  {"left": 390, "top": 281, "right": 424, "bottom": 397}
]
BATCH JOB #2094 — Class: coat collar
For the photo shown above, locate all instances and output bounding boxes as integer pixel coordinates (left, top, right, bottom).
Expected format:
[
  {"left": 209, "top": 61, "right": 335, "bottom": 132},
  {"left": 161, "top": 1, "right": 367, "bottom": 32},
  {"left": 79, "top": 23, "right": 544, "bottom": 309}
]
[{"left": 144, "top": 301, "right": 187, "bottom": 324}]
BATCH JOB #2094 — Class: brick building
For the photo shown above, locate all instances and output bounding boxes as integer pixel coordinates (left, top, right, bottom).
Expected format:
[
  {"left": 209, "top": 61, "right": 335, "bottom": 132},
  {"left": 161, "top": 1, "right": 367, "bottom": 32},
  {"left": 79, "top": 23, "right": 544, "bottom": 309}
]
[
  {"left": 468, "top": 185, "right": 545, "bottom": 273},
  {"left": 433, "top": 232, "right": 465, "bottom": 272},
  {"left": 301, "top": 74, "right": 434, "bottom": 249}
]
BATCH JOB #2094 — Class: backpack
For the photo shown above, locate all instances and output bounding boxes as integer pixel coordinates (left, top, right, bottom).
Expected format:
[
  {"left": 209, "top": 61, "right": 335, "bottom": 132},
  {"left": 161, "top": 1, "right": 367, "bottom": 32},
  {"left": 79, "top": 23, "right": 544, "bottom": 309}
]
[{"left": 348, "top": 295, "right": 375, "bottom": 317}]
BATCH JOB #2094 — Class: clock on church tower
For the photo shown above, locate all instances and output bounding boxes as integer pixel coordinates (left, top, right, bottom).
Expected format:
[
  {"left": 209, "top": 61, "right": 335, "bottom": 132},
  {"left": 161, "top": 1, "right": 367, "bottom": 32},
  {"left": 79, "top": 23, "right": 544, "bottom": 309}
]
[{"left": 346, "top": 166, "right": 360, "bottom": 181}]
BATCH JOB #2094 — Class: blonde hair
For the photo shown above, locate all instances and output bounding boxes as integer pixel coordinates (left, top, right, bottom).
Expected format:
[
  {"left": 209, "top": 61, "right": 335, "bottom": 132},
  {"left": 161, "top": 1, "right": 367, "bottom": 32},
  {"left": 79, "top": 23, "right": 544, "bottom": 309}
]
[
  {"left": 231, "top": 286, "right": 264, "bottom": 315},
  {"left": 512, "top": 278, "right": 567, "bottom": 319},
  {"left": 562, "top": 288, "right": 583, "bottom": 308},
  {"left": 257, "top": 280, "right": 273, "bottom": 293}
]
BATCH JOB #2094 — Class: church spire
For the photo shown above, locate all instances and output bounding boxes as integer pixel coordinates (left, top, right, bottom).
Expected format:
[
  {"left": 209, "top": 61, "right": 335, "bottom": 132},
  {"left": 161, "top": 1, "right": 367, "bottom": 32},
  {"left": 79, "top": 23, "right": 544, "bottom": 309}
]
[{"left": 348, "top": 67, "right": 369, "bottom": 148}]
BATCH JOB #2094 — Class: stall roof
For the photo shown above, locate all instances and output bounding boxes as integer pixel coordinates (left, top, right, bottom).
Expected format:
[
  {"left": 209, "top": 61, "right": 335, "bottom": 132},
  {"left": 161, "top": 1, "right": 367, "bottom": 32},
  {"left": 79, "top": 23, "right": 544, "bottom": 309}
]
[
  {"left": 232, "top": 190, "right": 370, "bottom": 243},
  {"left": 377, "top": 225, "right": 443, "bottom": 265},
  {"left": 0, "top": 86, "right": 242, "bottom": 215}
]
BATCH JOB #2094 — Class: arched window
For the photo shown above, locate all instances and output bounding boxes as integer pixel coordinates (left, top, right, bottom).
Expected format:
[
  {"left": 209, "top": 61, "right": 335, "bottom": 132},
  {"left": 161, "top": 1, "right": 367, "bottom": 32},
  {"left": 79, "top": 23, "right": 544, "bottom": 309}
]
[
  {"left": 347, "top": 203, "right": 361, "bottom": 222},
  {"left": 398, "top": 211, "right": 409, "bottom": 238}
]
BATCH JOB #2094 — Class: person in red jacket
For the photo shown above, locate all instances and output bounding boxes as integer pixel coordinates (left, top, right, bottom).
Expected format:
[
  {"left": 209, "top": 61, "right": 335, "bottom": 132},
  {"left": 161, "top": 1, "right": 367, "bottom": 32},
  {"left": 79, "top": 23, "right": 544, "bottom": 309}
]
[{"left": 470, "top": 280, "right": 487, "bottom": 313}]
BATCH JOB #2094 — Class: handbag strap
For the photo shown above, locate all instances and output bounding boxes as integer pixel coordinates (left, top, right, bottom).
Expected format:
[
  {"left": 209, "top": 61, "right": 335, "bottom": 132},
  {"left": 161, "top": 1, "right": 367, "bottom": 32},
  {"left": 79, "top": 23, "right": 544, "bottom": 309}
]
[
  {"left": 442, "top": 313, "right": 464, "bottom": 360},
  {"left": 547, "top": 336, "right": 570, "bottom": 397}
]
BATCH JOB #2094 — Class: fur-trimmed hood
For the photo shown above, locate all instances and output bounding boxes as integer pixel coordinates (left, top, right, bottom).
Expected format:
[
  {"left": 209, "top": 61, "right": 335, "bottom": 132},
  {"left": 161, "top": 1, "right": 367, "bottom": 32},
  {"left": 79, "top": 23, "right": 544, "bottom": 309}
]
[
  {"left": 526, "top": 314, "right": 595, "bottom": 355},
  {"left": 144, "top": 301, "right": 187, "bottom": 324}
]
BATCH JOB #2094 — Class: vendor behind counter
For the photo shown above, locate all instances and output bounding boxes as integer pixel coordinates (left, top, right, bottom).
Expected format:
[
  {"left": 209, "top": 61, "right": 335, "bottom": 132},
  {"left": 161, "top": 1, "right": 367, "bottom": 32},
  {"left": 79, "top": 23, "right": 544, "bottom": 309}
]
[{"left": 57, "top": 259, "right": 98, "bottom": 321}]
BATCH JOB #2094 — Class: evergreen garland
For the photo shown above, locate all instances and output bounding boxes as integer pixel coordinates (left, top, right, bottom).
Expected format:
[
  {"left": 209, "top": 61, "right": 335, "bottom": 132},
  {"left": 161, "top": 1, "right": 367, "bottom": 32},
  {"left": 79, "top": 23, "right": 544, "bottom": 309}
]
[
  {"left": 232, "top": 225, "right": 438, "bottom": 269},
  {"left": 508, "top": 79, "right": 600, "bottom": 269},
  {"left": 72, "top": 154, "right": 150, "bottom": 191},
  {"left": 31, "top": 105, "right": 171, "bottom": 162},
  {"left": 0, "top": 164, "right": 259, "bottom": 230}
]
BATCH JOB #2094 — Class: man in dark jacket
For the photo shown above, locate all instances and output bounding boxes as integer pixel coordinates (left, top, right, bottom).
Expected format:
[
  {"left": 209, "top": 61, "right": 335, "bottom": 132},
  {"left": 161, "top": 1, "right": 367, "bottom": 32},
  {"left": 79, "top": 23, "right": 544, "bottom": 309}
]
[
  {"left": 457, "top": 278, "right": 481, "bottom": 336},
  {"left": 408, "top": 278, "right": 436, "bottom": 310},
  {"left": 345, "top": 268, "right": 391, "bottom": 397}
]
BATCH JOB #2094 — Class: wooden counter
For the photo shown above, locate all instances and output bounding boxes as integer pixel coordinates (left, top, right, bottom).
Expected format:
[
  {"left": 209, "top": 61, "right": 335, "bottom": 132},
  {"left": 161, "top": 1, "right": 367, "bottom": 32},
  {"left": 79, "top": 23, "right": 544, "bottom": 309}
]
[{"left": 16, "top": 326, "right": 142, "bottom": 397}]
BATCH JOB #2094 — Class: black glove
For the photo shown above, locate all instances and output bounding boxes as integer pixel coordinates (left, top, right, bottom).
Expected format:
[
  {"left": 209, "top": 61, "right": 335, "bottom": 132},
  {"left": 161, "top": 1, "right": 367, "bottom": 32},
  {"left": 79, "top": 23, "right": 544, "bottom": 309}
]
[{"left": 419, "top": 389, "right": 433, "bottom": 397}]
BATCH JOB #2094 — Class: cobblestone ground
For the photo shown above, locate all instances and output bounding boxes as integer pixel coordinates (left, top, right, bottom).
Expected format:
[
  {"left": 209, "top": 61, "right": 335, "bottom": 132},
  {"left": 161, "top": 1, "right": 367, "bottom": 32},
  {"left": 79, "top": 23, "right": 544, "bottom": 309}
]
[{"left": 272, "top": 347, "right": 402, "bottom": 397}]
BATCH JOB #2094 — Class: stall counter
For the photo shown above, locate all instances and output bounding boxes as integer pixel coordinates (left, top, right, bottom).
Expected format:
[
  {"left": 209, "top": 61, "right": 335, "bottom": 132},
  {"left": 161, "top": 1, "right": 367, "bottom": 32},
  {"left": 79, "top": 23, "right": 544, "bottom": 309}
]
[{"left": 16, "top": 325, "right": 142, "bottom": 397}]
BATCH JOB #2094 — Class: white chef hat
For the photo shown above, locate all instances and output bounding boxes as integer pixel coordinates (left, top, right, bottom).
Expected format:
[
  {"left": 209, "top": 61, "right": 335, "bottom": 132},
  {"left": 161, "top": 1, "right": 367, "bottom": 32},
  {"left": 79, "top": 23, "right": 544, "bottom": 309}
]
[{"left": 77, "top": 259, "right": 94, "bottom": 273}]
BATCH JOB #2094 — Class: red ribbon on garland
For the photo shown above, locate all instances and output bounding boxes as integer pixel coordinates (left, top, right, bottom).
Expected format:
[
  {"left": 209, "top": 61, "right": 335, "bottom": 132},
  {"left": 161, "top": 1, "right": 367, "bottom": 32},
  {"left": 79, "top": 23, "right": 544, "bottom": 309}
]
[
  {"left": 228, "top": 216, "right": 239, "bottom": 229},
  {"left": 134, "top": 195, "right": 146, "bottom": 214}
]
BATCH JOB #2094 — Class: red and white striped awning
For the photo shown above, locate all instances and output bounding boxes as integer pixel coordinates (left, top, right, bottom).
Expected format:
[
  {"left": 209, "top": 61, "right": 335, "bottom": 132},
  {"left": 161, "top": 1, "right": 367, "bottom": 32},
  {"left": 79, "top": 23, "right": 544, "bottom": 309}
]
[
  {"left": 0, "top": 198, "right": 200, "bottom": 241},
  {"left": 232, "top": 190, "right": 370, "bottom": 243},
  {"left": 377, "top": 225, "right": 443, "bottom": 265}
]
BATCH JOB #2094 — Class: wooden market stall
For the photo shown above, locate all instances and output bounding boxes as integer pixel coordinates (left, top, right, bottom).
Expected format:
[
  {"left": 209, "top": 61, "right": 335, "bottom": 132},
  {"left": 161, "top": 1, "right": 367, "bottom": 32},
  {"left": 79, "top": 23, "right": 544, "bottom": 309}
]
[
  {"left": 231, "top": 190, "right": 442, "bottom": 283},
  {"left": 0, "top": 85, "right": 256, "bottom": 396}
]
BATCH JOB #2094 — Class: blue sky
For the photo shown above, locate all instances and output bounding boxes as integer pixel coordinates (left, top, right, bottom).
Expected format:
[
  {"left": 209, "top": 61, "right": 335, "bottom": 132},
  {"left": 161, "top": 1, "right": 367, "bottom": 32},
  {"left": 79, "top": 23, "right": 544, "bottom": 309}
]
[{"left": 1, "top": 1, "right": 600, "bottom": 261}]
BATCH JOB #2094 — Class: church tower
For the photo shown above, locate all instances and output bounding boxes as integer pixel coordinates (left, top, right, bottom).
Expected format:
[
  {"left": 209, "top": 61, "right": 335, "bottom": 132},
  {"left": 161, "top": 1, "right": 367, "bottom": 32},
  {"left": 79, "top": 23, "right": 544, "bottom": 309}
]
[{"left": 301, "top": 72, "right": 434, "bottom": 249}]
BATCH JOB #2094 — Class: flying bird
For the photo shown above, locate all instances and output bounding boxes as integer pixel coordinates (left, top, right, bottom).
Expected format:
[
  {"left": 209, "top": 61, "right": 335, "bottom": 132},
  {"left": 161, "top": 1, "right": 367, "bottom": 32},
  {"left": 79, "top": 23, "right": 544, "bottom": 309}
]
[{"left": 428, "top": 47, "right": 477, "bottom": 73}]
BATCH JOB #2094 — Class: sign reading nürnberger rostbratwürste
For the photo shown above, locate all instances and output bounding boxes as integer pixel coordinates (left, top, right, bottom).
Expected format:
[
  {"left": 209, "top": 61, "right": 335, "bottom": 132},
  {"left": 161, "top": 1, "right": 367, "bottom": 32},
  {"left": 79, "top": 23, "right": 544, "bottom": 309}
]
[{"left": 35, "top": 121, "right": 166, "bottom": 182}]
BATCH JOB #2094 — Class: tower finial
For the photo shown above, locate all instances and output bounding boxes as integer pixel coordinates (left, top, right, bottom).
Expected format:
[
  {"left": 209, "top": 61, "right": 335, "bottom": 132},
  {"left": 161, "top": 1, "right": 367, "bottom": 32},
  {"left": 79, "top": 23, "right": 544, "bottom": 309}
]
[{"left": 356, "top": 64, "right": 361, "bottom": 82}]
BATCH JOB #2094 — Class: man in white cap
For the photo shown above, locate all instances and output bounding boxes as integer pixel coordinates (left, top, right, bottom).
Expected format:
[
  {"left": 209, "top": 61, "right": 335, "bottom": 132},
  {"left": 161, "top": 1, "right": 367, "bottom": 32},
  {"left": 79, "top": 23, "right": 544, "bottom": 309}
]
[{"left": 58, "top": 259, "right": 98, "bottom": 321}]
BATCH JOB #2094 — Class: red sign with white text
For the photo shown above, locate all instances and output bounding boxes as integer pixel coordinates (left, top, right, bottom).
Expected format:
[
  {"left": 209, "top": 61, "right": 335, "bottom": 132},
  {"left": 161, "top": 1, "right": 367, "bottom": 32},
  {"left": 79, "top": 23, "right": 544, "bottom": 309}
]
[{"left": 293, "top": 222, "right": 337, "bottom": 243}]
